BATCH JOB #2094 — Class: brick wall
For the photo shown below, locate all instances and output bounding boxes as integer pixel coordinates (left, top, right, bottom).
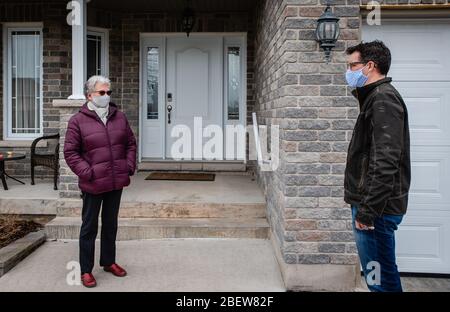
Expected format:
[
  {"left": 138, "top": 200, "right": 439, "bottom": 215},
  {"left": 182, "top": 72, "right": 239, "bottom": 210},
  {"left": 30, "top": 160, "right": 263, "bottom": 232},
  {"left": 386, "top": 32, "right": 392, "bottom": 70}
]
[
  {"left": 0, "top": 1, "right": 70, "bottom": 180},
  {"left": 254, "top": 0, "right": 362, "bottom": 289}
]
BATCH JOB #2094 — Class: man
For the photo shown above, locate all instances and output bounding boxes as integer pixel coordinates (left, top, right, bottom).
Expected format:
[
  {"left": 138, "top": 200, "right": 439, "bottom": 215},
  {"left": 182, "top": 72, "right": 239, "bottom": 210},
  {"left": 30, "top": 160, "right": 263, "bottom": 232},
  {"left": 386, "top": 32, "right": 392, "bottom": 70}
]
[{"left": 344, "top": 41, "right": 411, "bottom": 292}]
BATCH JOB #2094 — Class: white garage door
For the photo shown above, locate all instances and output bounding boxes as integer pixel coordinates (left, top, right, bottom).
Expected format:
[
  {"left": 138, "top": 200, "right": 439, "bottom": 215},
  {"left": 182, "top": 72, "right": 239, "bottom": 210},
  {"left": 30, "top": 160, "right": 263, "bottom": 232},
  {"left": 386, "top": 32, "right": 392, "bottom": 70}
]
[{"left": 363, "top": 20, "right": 450, "bottom": 274}]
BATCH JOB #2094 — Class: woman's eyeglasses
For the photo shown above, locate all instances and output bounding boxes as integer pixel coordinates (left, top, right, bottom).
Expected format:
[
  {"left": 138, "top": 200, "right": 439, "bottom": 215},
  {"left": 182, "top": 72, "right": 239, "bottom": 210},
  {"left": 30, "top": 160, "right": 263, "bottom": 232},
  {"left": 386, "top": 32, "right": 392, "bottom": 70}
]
[{"left": 93, "top": 90, "right": 112, "bottom": 96}]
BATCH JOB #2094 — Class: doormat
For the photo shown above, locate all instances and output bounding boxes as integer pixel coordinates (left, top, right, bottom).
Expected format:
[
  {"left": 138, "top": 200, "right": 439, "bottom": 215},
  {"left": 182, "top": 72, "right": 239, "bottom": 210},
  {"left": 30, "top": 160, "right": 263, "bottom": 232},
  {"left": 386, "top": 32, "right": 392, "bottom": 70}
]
[{"left": 145, "top": 172, "right": 215, "bottom": 181}]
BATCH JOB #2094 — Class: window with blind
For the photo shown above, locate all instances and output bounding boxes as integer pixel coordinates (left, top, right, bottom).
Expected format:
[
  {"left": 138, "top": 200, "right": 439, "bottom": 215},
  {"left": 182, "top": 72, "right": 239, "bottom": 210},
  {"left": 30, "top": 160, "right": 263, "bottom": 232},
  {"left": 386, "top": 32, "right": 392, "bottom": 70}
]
[{"left": 5, "top": 27, "right": 43, "bottom": 138}]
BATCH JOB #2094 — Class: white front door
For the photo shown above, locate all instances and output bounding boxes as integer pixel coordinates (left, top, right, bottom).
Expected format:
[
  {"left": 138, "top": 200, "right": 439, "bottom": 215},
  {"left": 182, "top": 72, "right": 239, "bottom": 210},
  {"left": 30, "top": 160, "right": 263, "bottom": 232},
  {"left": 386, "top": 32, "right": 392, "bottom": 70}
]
[
  {"left": 363, "top": 20, "right": 450, "bottom": 274},
  {"left": 140, "top": 34, "right": 246, "bottom": 161},
  {"left": 165, "top": 36, "right": 223, "bottom": 160}
]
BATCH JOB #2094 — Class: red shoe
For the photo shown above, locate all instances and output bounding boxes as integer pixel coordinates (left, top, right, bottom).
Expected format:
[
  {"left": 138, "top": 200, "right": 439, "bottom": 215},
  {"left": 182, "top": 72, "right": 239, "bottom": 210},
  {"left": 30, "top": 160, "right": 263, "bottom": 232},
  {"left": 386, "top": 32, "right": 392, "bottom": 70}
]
[
  {"left": 103, "top": 263, "right": 127, "bottom": 277},
  {"left": 81, "top": 273, "right": 97, "bottom": 288}
]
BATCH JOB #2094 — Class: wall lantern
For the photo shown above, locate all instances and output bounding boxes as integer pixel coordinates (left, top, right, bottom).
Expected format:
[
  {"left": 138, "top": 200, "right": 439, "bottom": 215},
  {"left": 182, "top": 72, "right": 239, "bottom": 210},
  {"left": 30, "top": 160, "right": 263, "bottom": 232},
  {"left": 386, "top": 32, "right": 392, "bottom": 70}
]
[
  {"left": 315, "top": 2, "right": 340, "bottom": 63},
  {"left": 182, "top": 0, "right": 195, "bottom": 37}
]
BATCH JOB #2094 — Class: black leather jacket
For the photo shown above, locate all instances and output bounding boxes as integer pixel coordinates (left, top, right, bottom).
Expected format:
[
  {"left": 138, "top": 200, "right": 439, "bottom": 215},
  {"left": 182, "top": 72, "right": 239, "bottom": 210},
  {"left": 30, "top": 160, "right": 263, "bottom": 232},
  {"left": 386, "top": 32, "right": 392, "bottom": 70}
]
[{"left": 344, "top": 77, "right": 411, "bottom": 227}]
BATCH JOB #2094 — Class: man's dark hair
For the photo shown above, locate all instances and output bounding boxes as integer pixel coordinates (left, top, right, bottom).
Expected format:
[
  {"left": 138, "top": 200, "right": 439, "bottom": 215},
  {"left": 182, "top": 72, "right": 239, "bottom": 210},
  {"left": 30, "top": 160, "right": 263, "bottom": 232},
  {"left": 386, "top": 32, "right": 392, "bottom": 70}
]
[{"left": 346, "top": 40, "right": 391, "bottom": 76}]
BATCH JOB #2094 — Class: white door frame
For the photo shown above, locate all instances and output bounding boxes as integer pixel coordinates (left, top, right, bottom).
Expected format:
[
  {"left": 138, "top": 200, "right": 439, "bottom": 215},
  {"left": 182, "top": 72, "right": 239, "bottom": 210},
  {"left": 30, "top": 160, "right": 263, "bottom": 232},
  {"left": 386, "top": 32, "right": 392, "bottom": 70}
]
[{"left": 139, "top": 32, "right": 247, "bottom": 162}]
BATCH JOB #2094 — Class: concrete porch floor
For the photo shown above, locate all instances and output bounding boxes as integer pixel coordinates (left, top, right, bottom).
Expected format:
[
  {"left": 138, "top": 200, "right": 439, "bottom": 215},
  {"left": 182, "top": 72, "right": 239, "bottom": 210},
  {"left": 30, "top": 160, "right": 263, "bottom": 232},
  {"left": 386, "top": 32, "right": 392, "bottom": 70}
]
[
  {"left": 121, "top": 171, "right": 264, "bottom": 204},
  {"left": 0, "top": 238, "right": 449, "bottom": 292},
  {"left": 0, "top": 238, "right": 285, "bottom": 292}
]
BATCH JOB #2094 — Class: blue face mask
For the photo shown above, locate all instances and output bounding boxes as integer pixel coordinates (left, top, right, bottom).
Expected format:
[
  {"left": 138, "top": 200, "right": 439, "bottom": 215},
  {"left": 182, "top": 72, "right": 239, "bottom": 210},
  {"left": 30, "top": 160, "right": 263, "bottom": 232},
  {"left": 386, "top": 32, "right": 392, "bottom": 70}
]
[{"left": 345, "top": 65, "right": 369, "bottom": 88}]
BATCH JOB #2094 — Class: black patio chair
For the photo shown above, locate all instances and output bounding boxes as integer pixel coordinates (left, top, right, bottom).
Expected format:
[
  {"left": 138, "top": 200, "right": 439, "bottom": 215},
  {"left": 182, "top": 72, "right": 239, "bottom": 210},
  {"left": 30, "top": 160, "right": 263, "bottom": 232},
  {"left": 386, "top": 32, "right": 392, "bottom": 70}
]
[{"left": 30, "top": 133, "right": 60, "bottom": 190}]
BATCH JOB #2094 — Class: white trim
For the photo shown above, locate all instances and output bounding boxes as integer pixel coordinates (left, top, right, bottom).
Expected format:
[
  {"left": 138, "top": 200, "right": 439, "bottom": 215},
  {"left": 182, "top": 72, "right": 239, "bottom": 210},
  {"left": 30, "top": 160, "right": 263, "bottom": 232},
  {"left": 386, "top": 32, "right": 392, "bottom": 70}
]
[
  {"left": 87, "top": 26, "right": 109, "bottom": 77},
  {"left": 138, "top": 33, "right": 247, "bottom": 162},
  {"left": 68, "top": 0, "right": 87, "bottom": 100},
  {"left": 3, "top": 23, "right": 44, "bottom": 140},
  {"left": 139, "top": 35, "right": 166, "bottom": 159}
]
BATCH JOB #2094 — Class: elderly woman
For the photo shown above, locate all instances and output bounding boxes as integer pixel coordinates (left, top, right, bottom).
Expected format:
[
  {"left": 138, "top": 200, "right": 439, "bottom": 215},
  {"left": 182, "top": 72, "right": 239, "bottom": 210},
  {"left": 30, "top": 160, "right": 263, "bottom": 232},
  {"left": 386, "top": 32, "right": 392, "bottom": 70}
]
[{"left": 64, "top": 75, "right": 137, "bottom": 288}]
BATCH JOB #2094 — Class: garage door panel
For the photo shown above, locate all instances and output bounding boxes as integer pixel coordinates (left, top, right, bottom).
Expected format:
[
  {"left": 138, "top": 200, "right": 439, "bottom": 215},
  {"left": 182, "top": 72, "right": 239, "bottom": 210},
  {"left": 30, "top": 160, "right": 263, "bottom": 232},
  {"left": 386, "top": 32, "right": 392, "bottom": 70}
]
[
  {"left": 363, "top": 23, "right": 450, "bottom": 81},
  {"left": 393, "top": 82, "right": 450, "bottom": 145},
  {"left": 409, "top": 147, "right": 450, "bottom": 209},
  {"left": 396, "top": 213, "right": 450, "bottom": 273},
  {"left": 363, "top": 20, "right": 450, "bottom": 274}
]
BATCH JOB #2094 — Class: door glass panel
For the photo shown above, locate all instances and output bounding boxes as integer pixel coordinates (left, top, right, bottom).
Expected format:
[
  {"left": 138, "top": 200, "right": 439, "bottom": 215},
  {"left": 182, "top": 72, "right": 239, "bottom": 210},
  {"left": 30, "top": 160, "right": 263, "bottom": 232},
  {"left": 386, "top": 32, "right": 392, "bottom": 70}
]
[
  {"left": 227, "top": 46, "right": 240, "bottom": 120},
  {"left": 87, "top": 34, "right": 102, "bottom": 78},
  {"left": 147, "top": 47, "right": 159, "bottom": 119}
]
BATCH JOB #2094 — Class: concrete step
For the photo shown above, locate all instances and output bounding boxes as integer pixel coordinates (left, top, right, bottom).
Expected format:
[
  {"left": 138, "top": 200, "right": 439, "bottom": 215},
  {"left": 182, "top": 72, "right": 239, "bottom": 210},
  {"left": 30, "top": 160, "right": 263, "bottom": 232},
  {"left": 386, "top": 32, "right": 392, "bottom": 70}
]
[
  {"left": 57, "top": 201, "right": 267, "bottom": 219},
  {"left": 138, "top": 161, "right": 247, "bottom": 172},
  {"left": 45, "top": 217, "right": 270, "bottom": 240}
]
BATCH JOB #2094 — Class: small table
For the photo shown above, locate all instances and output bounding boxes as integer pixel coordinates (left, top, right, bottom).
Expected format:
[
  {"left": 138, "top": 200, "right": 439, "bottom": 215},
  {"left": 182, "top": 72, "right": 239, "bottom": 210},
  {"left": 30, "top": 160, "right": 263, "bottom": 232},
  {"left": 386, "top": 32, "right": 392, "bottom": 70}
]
[{"left": 0, "top": 152, "right": 26, "bottom": 190}]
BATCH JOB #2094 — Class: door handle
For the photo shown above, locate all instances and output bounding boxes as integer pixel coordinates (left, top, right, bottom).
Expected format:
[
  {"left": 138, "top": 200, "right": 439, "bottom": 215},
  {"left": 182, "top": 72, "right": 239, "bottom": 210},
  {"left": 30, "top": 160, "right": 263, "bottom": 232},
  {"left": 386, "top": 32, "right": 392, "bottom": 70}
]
[{"left": 167, "top": 104, "right": 172, "bottom": 124}]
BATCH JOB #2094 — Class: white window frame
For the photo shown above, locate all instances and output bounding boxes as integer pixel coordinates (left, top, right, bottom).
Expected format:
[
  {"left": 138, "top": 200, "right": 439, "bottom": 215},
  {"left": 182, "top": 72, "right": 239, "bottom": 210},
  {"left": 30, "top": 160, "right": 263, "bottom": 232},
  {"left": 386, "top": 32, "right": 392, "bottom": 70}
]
[
  {"left": 86, "top": 26, "right": 109, "bottom": 78},
  {"left": 2, "top": 23, "right": 44, "bottom": 140}
]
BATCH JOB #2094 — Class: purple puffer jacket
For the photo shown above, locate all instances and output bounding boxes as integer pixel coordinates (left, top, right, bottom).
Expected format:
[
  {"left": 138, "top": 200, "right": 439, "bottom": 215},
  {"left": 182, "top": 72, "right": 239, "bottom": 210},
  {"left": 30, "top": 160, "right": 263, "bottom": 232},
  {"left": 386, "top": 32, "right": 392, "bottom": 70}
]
[{"left": 64, "top": 101, "right": 137, "bottom": 195}]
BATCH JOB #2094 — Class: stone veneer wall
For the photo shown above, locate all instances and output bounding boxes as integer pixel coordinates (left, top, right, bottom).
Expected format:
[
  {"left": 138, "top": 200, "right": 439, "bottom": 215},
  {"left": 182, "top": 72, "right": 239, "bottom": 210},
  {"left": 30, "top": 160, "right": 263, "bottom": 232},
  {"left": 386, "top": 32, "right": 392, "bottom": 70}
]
[
  {"left": 254, "top": 0, "right": 362, "bottom": 291},
  {"left": 253, "top": 0, "right": 450, "bottom": 291}
]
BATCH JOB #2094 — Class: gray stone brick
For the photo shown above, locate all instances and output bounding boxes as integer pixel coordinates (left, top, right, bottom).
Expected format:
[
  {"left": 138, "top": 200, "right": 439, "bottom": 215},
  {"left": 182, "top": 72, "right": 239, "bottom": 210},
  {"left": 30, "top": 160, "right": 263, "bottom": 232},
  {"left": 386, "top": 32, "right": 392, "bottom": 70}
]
[
  {"left": 297, "top": 97, "right": 332, "bottom": 107},
  {"left": 295, "top": 164, "right": 330, "bottom": 174},
  {"left": 298, "top": 187, "right": 331, "bottom": 197},
  {"left": 319, "top": 131, "right": 346, "bottom": 141},
  {"left": 318, "top": 243, "right": 346, "bottom": 253},
  {"left": 297, "top": 120, "right": 330, "bottom": 130},
  {"left": 285, "top": 186, "right": 298, "bottom": 197},
  {"left": 284, "top": 242, "right": 319, "bottom": 253},
  {"left": 332, "top": 120, "right": 355, "bottom": 130},
  {"left": 319, "top": 175, "right": 344, "bottom": 186},
  {"left": 286, "top": 63, "right": 320, "bottom": 74},
  {"left": 330, "top": 254, "right": 358, "bottom": 265},
  {"left": 318, "top": 108, "right": 347, "bottom": 118},
  {"left": 286, "top": 175, "right": 319, "bottom": 186},
  {"left": 281, "top": 108, "right": 319, "bottom": 118},
  {"left": 285, "top": 219, "right": 318, "bottom": 230},
  {"left": 298, "top": 142, "right": 331, "bottom": 152},
  {"left": 320, "top": 152, "right": 347, "bottom": 163},
  {"left": 279, "top": 74, "right": 299, "bottom": 86},
  {"left": 297, "top": 254, "right": 330, "bottom": 264},
  {"left": 284, "top": 130, "right": 318, "bottom": 141},
  {"left": 284, "top": 18, "right": 318, "bottom": 29},
  {"left": 286, "top": 152, "right": 321, "bottom": 163},
  {"left": 320, "top": 86, "right": 347, "bottom": 96},
  {"left": 331, "top": 186, "right": 345, "bottom": 197},
  {"left": 330, "top": 231, "right": 355, "bottom": 242},
  {"left": 283, "top": 253, "right": 298, "bottom": 264},
  {"left": 331, "top": 164, "right": 346, "bottom": 174},
  {"left": 332, "top": 142, "right": 349, "bottom": 152},
  {"left": 334, "top": 6, "right": 360, "bottom": 17},
  {"left": 317, "top": 220, "right": 348, "bottom": 230},
  {"left": 300, "top": 74, "right": 332, "bottom": 85},
  {"left": 286, "top": 197, "right": 319, "bottom": 208},
  {"left": 285, "top": 85, "right": 320, "bottom": 96}
]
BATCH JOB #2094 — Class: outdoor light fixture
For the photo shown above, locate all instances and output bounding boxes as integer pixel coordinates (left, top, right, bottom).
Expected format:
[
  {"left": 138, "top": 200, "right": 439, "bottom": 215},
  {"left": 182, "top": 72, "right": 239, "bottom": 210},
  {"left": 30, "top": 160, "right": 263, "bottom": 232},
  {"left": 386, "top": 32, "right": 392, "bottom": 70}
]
[
  {"left": 315, "top": 2, "right": 340, "bottom": 63},
  {"left": 182, "top": 0, "right": 195, "bottom": 37}
]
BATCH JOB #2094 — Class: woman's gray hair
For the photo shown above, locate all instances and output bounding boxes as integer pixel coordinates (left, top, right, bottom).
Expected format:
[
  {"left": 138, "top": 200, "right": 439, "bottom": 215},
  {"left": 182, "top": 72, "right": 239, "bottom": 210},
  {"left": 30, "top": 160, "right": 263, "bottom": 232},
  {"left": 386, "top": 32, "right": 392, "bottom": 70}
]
[{"left": 84, "top": 75, "right": 111, "bottom": 97}]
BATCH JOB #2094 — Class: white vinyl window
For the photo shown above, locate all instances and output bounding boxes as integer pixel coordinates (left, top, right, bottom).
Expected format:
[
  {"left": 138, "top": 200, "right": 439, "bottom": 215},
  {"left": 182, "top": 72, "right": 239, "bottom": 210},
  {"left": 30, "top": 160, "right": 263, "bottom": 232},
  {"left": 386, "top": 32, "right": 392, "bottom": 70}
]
[
  {"left": 87, "top": 27, "right": 109, "bottom": 79},
  {"left": 3, "top": 25, "right": 43, "bottom": 139}
]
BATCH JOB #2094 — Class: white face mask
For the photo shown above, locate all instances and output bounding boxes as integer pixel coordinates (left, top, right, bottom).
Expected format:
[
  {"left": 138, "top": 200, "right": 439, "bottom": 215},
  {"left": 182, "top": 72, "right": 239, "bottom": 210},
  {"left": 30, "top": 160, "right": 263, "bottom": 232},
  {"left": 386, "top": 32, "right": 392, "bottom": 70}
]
[{"left": 91, "top": 95, "right": 110, "bottom": 108}]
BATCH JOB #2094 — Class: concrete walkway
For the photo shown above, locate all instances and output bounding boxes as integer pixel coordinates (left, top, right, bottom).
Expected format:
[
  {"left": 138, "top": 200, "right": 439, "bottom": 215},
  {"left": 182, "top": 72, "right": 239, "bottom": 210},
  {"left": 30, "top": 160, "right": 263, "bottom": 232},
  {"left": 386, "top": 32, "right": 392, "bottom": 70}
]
[{"left": 0, "top": 238, "right": 285, "bottom": 292}]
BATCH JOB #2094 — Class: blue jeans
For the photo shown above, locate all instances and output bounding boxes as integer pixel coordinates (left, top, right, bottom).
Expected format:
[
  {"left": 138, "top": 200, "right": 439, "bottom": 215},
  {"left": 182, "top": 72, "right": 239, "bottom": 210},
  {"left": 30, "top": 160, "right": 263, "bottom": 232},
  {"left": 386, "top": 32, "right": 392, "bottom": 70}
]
[{"left": 351, "top": 205, "right": 404, "bottom": 292}]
